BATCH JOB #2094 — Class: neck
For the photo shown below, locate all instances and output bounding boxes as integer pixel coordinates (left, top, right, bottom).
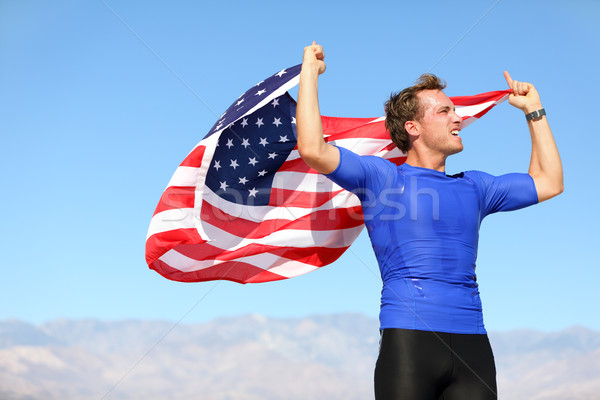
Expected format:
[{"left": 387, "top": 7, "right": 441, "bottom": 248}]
[{"left": 405, "top": 151, "right": 447, "bottom": 172}]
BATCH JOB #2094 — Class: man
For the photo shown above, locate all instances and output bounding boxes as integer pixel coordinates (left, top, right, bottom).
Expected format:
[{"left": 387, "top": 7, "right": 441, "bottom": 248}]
[{"left": 296, "top": 42, "right": 563, "bottom": 400}]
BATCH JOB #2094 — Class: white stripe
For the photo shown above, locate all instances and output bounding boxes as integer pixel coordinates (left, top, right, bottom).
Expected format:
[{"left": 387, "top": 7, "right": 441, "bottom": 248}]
[
  {"left": 379, "top": 146, "right": 405, "bottom": 159},
  {"left": 147, "top": 208, "right": 196, "bottom": 239},
  {"left": 271, "top": 170, "right": 340, "bottom": 191},
  {"left": 458, "top": 116, "right": 478, "bottom": 130},
  {"left": 159, "top": 248, "right": 318, "bottom": 278},
  {"left": 166, "top": 166, "right": 201, "bottom": 188},
  {"left": 285, "top": 137, "right": 393, "bottom": 162},
  {"left": 330, "top": 138, "right": 395, "bottom": 155},
  {"left": 455, "top": 100, "right": 496, "bottom": 118}
]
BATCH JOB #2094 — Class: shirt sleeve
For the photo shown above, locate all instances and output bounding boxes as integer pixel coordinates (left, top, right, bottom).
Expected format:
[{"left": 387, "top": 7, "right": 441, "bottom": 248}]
[
  {"left": 325, "top": 146, "right": 397, "bottom": 203},
  {"left": 466, "top": 170, "right": 539, "bottom": 218}
]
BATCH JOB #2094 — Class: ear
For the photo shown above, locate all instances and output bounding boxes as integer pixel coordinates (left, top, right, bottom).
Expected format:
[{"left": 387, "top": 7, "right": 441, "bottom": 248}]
[{"left": 405, "top": 120, "right": 420, "bottom": 138}]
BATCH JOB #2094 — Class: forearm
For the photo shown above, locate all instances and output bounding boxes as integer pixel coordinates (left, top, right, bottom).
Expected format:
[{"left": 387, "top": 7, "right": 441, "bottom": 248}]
[
  {"left": 296, "top": 67, "right": 326, "bottom": 159},
  {"left": 526, "top": 111, "right": 563, "bottom": 202},
  {"left": 296, "top": 46, "right": 339, "bottom": 174}
]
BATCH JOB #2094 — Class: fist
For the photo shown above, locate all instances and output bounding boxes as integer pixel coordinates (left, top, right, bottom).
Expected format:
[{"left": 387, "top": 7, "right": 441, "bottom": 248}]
[
  {"left": 302, "top": 41, "right": 326, "bottom": 75},
  {"left": 504, "top": 71, "right": 542, "bottom": 113}
]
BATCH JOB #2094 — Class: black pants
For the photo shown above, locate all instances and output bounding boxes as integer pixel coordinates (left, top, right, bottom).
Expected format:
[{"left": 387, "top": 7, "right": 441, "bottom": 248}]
[{"left": 374, "top": 329, "right": 497, "bottom": 400}]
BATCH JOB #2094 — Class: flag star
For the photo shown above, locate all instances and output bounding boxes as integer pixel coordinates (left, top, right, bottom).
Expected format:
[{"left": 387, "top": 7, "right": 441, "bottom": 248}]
[
  {"left": 275, "top": 69, "right": 287, "bottom": 78},
  {"left": 226, "top": 138, "right": 234, "bottom": 149},
  {"left": 279, "top": 135, "right": 289, "bottom": 143},
  {"left": 230, "top": 159, "right": 239, "bottom": 169},
  {"left": 248, "top": 187, "right": 259, "bottom": 197},
  {"left": 213, "top": 160, "right": 221, "bottom": 170},
  {"left": 256, "top": 80, "right": 264, "bottom": 86},
  {"left": 219, "top": 181, "right": 228, "bottom": 191},
  {"left": 236, "top": 98, "right": 245, "bottom": 106},
  {"left": 272, "top": 117, "right": 282, "bottom": 127},
  {"left": 215, "top": 123, "right": 223, "bottom": 130},
  {"left": 218, "top": 118, "right": 225, "bottom": 124},
  {"left": 268, "top": 152, "right": 277, "bottom": 159},
  {"left": 248, "top": 157, "right": 258, "bottom": 166},
  {"left": 256, "top": 118, "right": 264, "bottom": 128},
  {"left": 238, "top": 176, "right": 248, "bottom": 185},
  {"left": 255, "top": 89, "right": 266, "bottom": 96},
  {"left": 291, "top": 116, "right": 296, "bottom": 124},
  {"left": 258, "top": 170, "right": 267, "bottom": 177},
  {"left": 259, "top": 137, "right": 269, "bottom": 146},
  {"left": 241, "top": 138, "right": 250, "bottom": 148},
  {"left": 241, "top": 118, "right": 248, "bottom": 127},
  {"left": 271, "top": 98, "right": 279, "bottom": 107}
]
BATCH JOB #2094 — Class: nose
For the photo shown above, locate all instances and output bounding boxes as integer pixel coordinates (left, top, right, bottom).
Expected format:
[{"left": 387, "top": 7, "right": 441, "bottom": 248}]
[{"left": 451, "top": 109, "right": 462, "bottom": 124}]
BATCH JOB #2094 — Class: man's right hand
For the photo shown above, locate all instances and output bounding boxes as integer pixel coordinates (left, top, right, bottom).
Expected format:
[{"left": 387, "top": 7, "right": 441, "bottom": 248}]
[{"left": 302, "top": 41, "right": 326, "bottom": 76}]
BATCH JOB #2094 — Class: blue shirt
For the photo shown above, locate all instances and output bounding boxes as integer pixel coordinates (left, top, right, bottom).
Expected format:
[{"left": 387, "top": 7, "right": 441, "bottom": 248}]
[{"left": 326, "top": 146, "right": 538, "bottom": 334}]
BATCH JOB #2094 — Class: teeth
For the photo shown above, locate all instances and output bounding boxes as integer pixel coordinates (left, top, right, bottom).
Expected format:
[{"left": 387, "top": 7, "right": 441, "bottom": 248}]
[{"left": 451, "top": 130, "right": 459, "bottom": 136}]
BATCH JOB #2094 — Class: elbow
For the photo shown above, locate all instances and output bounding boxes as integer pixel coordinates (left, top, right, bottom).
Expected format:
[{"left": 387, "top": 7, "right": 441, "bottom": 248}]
[
  {"left": 531, "top": 173, "right": 564, "bottom": 202},
  {"left": 543, "top": 182, "right": 564, "bottom": 202},
  {"left": 297, "top": 145, "right": 323, "bottom": 168},
  {"left": 297, "top": 143, "right": 315, "bottom": 162}
]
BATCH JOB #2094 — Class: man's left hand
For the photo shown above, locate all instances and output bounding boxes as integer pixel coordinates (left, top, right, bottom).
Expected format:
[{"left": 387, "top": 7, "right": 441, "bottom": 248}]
[{"left": 504, "top": 71, "right": 543, "bottom": 114}]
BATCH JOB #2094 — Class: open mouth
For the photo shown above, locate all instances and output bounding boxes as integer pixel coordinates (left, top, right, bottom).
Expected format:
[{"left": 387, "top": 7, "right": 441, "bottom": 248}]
[{"left": 451, "top": 129, "right": 460, "bottom": 136}]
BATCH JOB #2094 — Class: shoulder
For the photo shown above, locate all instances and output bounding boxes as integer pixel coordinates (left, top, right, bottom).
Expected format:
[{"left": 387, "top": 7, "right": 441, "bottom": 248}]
[{"left": 330, "top": 146, "right": 397, "bottom": 176}]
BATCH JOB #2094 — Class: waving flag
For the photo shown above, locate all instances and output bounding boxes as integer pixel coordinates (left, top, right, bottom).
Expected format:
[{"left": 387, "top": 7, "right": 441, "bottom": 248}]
[{"left": 145, "top": 64, "right": 510, "bottom": 284}]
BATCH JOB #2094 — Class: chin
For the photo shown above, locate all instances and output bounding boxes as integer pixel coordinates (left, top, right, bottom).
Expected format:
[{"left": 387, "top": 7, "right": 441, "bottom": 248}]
[{"left": 448, "top": 146, "right": 464, "bottom": 155}]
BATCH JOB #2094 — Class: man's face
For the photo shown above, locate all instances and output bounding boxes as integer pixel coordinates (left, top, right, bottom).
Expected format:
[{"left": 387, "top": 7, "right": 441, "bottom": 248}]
[{"left": 414, "top": 89, "right": 463, "bottom": 156}]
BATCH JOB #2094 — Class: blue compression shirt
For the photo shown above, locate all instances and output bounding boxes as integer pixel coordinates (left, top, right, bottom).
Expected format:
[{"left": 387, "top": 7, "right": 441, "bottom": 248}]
[{"left": 326, "top": 147, "right": 538, "bottom": 334}]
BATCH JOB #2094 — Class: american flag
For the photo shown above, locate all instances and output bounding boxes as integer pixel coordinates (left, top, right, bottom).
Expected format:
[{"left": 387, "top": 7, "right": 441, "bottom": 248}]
[{"left": 145, "top": 64, "right": 510, "bottom": 284}]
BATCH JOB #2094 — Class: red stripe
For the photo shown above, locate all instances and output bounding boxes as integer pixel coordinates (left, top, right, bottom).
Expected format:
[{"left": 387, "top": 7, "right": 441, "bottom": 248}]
[
  {"left": 200, "top": 199, "right": 364, "bottom": 239},
  {"left": 384, "top": 156, "right": 407, "bottom": 166},
  {"left": 145, "top": 228, "right": 204, "bottom": 265},
  {"left": 180, "top": 145, "right": 206, "bottom": 168},
  {"left": 153, "top": 186, "right": 196, "bottom": 216},
  {"left": 279, "top": 158, "right": 318, "bottom": 173},
  {"left": 323, "top": 121, "right": 388, "bottom": 141},
  {"left": 321, "top": 115, "right": 382, "bottom": 133},
  {"left": 150, "top": 258, "right": 287, "bottom": 284},
  {"left": 450, "top": 90, "right": 511, "bottom": 106}
]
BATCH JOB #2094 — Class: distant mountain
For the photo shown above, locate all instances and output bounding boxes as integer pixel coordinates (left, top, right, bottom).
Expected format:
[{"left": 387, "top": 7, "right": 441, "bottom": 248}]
[{"left": 0, "top": 315, "right": 598, "bottom": 400}]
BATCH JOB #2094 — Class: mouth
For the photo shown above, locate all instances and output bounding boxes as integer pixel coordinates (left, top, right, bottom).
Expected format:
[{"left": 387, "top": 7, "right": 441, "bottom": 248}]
[{"left": 451, "top": 129, "right": 460, "bottom": 136}]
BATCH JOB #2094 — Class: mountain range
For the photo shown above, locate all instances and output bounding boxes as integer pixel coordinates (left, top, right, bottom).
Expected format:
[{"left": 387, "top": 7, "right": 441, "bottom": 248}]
[{"left": 1, "top": 314, "right": 598, "bottom": 399}]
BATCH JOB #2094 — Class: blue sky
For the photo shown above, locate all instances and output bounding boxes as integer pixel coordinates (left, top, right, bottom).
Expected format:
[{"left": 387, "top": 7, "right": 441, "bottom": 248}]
[{"left": 1, "top": 0, "right": 598, "bottom": 332}]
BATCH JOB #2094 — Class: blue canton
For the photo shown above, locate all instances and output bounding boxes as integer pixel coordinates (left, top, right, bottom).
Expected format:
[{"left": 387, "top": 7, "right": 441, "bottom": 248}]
[{"left": 205, "top": 92, "right": 298, "bottom": 206}]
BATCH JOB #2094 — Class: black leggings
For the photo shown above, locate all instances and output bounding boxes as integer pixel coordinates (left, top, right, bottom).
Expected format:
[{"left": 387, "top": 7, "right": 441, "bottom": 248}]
[{"left": 374, "top": 329, "right": 497, "bottom": 400}]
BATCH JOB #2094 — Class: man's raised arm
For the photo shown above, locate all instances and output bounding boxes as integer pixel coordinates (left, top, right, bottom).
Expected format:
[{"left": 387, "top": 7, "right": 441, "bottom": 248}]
[
  {"left": 504, "top": 71, "right": 564, "bottom": 202},
  {"left": 296, "top": 42, "right": 340, "bottom": 174}
]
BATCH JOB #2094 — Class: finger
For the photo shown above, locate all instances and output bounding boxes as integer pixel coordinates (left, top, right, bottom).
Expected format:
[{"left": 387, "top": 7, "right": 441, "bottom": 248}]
[
  {"left": 314, "top": 45, "right": 324, "bottom": 60},
  {"left": 504, "top": 70, "right": 513, "bottom": 87}
]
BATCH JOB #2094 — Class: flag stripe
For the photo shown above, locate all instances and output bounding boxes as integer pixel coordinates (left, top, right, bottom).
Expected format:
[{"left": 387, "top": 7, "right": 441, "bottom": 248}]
[{"left": 200, "top": 198, "right": 364, "bottom": 239}]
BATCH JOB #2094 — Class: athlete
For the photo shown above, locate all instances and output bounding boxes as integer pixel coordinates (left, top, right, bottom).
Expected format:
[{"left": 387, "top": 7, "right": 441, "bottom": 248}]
[{"left": 296, "top": 42, "right": 563, "bottom": 400}]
